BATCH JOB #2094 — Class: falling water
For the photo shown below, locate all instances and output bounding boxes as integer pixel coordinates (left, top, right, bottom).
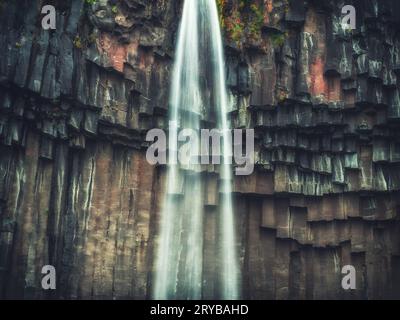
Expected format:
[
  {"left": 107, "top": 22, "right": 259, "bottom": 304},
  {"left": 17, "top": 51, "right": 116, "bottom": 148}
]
[{"left": 153, "top": 0, "right": 239, "bottom": 300}]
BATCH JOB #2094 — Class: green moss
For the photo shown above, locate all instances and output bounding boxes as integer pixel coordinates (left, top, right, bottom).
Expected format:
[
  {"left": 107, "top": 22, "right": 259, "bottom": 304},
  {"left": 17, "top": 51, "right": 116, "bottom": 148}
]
[
  {"left": 73, "top": 35, "right": 83, "bottom": 49},
  {"left": 88, "top": 32, "right": 97, "bottom": 44},
  {"left": 85, "top": 0, "right": 98, "bottom": 4},
  {"left": 277, "top": 89, "right": 288, "bottom": 103},
  {"left": 248, "top": 3, "right": 264, "bottom": 41},
  {"left": 73, "top": 30, "right": 99, "bottom": 49},
  {"left": 217, "top": 0, "right": 266, "bottom": 47},
  {"left": 217, "top": 0, "right": 226, "bottom": 29},
  {"left": 270, "top": 31, "right": 287, "bottom": 47},
  {"left": 225, "top": 9, "right": 245, "bottom": 45}
]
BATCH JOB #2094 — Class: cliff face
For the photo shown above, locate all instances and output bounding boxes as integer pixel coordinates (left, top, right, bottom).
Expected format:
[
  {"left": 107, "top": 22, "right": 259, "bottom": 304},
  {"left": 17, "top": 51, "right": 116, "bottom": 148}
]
[{"left": 0, "top": 0, "right": 399, "bottom": 300}]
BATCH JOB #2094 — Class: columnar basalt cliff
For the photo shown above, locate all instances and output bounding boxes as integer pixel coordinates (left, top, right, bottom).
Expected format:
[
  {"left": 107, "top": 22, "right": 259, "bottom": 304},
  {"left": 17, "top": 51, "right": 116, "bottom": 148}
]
[{"left": 0, "top": 0, "right": 399, "bottom": 300}]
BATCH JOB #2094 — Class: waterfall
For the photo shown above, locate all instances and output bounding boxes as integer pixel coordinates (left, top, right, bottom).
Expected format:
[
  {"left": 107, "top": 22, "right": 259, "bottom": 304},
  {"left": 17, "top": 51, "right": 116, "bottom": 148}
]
[{"left": 153, "top": 0, "right": 239, "bottom": 300}]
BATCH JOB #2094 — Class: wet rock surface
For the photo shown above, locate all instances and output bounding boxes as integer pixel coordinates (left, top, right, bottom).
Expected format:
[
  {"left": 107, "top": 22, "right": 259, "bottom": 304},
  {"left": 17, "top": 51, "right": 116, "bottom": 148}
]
[{"left": 0, "top": 0, "right": 399, "bottom": 299}]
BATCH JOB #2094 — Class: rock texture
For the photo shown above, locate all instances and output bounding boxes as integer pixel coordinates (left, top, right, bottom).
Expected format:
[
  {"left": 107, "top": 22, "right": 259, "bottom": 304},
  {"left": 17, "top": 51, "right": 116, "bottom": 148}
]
[{"left": 0, "top": 0, "right": 399, "bottom": 299}]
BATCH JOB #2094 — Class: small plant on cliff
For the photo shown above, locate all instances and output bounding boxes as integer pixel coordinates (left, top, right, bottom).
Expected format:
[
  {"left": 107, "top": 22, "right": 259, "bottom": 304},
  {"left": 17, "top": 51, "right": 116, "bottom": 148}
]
[
  {"left": 270, "top": 31, "right": 287, "bottom": 47},
  {"left": 218, "top": 0, "right": 266, "bottom": 47},
  {"left": 248, "top": 3, "right": 264, "bottom": 42},
  {"left": 225, "top": 9, "right": 245, "bottom": 46},
  {"left": 277, "top": 89, "right": 289, "bottom": 103},
  {"left": 85, "top": 0, "right": 98, "bottom": 4},
  {"left": 73, "top": 35, "right": 83, "bottom": 49},
  {"left": 217, "top": 0, "right": 227, "bottom": 29},
  {"left": 88, "top": 32, "right": 97, "bottom": 45},
  {"left": 111, "top": 5, "right": 118, "bottom": 14}
]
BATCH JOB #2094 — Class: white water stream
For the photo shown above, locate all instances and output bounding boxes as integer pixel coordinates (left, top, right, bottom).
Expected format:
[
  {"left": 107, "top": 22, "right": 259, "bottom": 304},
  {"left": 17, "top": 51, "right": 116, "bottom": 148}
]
[{"left": 154, "top": 0, "right": 239, "bottom": 300}]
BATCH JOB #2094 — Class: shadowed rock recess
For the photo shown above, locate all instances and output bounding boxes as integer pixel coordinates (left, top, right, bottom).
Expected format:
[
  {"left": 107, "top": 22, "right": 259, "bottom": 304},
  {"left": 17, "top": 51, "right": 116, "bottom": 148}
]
[{"left": 0, "top": 0, "right": 399, "bottom": 300}]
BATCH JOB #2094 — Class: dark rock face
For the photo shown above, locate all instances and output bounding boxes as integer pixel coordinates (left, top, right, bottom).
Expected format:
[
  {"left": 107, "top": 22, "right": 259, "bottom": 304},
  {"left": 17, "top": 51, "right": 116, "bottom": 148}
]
[{"left": 0, "top": 0, "right": 399, "bottom": 299}]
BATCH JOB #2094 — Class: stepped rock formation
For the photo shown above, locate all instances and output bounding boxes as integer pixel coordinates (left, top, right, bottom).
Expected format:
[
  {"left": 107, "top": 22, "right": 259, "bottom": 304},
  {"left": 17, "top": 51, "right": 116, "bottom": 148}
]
[{"left": 0, "top": 0, "right": 399, "bottom": 299}]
